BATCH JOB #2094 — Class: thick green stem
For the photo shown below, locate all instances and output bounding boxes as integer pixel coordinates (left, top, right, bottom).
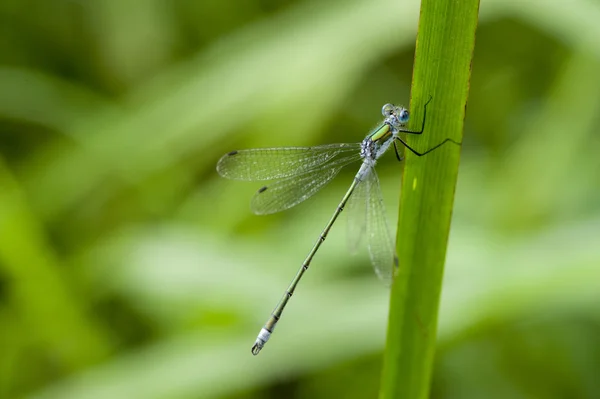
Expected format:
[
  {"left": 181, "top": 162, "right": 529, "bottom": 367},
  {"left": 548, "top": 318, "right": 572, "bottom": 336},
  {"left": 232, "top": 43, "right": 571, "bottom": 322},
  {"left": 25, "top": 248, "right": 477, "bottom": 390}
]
[{"left": 380, "top": 0, "right": 480, "bottom": 398}]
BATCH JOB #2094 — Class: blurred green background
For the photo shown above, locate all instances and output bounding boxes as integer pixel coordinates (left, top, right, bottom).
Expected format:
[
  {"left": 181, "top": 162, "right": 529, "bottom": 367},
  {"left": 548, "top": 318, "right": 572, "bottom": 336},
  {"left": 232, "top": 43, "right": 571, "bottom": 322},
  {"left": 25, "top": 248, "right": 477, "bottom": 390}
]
[{"left": 1, "top": 0, "right": 599, "bottom": 398}]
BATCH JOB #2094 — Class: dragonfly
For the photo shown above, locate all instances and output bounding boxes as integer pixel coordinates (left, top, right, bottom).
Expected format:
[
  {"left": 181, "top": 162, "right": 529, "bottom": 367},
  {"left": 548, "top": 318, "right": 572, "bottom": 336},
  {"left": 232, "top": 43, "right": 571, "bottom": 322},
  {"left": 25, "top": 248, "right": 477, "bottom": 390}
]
[{"left": 216, "top": 98, "right": 458, "bottom": 355}]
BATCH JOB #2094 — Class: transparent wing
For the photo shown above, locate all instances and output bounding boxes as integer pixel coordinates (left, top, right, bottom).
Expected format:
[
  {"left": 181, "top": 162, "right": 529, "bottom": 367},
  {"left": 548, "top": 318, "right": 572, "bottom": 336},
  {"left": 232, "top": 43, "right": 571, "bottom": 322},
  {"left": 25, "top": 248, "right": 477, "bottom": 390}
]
[
  {"left": 346, "top": 175, "right": 368, "bottom": 254},
  {"left": 217, "top": 143, "right": 362, "bottom": 181},
  {"left": 365, "top": 168, "right": 397, "bottom": 286},
  {"left": 250, "top": 153, "right": 362, "bottom": 215}
]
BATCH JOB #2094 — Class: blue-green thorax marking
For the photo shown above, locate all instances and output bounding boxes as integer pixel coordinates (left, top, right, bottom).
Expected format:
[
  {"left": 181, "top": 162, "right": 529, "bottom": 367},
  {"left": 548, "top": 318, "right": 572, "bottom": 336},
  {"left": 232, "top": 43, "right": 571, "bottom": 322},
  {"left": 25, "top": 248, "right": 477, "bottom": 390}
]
[{"left": 369, "top": 123, "right": 392, "bottom": 142}]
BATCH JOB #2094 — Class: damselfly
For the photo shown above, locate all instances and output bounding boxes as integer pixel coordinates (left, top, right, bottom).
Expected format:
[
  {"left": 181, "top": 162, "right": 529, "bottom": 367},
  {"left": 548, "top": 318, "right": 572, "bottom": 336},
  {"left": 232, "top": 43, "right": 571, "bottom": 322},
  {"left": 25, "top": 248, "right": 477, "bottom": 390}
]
[{"left": 216, "top": 98, "right": 457, "bottom": 355}]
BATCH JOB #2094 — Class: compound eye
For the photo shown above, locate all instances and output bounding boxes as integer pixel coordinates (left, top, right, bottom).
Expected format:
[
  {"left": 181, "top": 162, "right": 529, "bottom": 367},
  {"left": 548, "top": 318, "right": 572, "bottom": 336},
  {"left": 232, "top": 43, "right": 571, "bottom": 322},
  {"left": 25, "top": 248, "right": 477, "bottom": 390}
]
[
  {"left": 382, "top": 103, "right": 395, "bottom": 117},
  {"left": 398, "top": 109, "right": 409, "bottom": 123}
]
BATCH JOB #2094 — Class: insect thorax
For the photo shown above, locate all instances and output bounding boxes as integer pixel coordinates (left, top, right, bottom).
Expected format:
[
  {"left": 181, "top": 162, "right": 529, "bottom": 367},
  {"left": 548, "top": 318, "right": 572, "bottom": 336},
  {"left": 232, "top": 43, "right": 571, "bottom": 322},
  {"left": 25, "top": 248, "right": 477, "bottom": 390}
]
[
  {"left": 360, "top": 132, "right": 394, "bottom": 166},
  {"left": 360, "top": 138, "right": 378, "bottom": 164}
]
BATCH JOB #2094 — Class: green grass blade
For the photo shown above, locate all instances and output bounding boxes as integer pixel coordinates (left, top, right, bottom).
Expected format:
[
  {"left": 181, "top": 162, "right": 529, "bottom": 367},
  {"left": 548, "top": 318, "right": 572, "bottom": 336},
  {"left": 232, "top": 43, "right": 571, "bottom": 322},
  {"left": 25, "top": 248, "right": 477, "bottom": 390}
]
[
  {"left": 380, "top": 0, "right": 480, "bottom": 398},
  {"left": 0, "top": 158, "right": 111, "bottom": 370}
]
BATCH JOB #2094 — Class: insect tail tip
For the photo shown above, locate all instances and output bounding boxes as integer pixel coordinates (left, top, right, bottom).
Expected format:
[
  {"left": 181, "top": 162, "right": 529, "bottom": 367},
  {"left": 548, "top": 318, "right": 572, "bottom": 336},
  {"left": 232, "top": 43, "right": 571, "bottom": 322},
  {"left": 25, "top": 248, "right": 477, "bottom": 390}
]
[
  {"left": 251, "top": 327, "right": 271, "bottom": 356},
  {"left": 251, "top": 342, "right": 263, "bottom": 356}
]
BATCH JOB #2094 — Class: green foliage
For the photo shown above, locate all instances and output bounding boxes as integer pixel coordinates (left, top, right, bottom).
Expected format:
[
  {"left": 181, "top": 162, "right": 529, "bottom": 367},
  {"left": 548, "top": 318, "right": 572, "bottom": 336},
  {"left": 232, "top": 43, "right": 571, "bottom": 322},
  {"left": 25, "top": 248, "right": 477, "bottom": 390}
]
[
  {"left": 381, "top": 0, "right": 479, "bottom": 397},
  {"left": 0, "top": 0, "right": 599, "bottom": 398}
]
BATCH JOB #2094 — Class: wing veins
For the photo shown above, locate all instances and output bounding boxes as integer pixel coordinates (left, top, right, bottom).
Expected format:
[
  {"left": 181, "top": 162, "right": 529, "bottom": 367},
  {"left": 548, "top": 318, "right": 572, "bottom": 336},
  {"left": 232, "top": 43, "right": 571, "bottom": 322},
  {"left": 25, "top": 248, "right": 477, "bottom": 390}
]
[
  {"left": 217, "top": 143, "right": 361, "bottom": 181},
  {"left": 250, "top": 153, "right": 362, "bottom": 214}
]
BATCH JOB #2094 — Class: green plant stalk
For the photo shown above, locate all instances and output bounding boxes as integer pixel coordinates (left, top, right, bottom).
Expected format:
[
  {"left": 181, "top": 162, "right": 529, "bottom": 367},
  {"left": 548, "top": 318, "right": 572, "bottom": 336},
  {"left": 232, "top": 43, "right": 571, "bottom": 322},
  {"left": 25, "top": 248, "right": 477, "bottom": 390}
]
[{"left": 380, "top": 0, "right": 480, "bottom": 398}]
